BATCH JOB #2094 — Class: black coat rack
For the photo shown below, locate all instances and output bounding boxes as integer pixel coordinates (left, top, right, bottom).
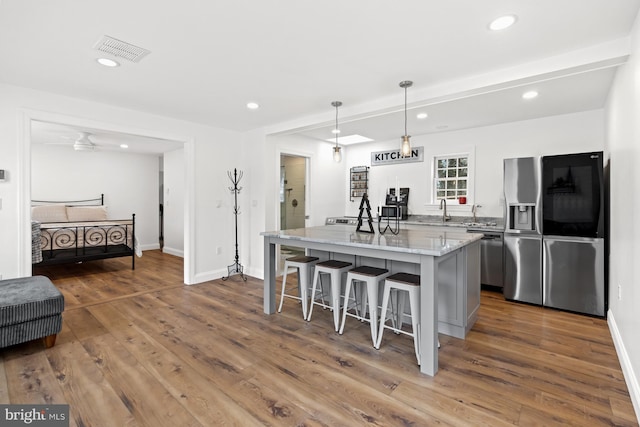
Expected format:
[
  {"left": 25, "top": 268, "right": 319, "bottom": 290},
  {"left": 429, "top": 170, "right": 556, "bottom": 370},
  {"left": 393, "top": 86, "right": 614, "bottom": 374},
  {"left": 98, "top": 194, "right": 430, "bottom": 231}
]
[{"left": 222, "top": 168, "right": 247, "bottom": 281}]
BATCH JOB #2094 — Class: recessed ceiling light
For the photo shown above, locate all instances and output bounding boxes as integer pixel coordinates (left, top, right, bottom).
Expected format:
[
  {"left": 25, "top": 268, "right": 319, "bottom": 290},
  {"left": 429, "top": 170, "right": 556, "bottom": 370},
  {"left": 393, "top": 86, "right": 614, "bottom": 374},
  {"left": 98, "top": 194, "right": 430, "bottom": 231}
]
[
  {"left": 120, "top": 144, "right": 129, "bottom": 149},
  {"left": 246, "top": 102, "right": 259, "bottom": 110},
  {"left": 522, "top": 90, "right": 539, "bottom": 100},
  {"left": 96, "top": 57, "right": 120, "bottom": 67},
  {"left": 325, "top": 134, "right": 373, "bottom": 146},
  {"left": 331, "top": 129, "right": 341, "bottom": 134},
  {"left": 489, "top": 15, "right": 517, "bottom": 31},
  {"left": 417, "top": 112, "right": 428, "bottom": 119}
]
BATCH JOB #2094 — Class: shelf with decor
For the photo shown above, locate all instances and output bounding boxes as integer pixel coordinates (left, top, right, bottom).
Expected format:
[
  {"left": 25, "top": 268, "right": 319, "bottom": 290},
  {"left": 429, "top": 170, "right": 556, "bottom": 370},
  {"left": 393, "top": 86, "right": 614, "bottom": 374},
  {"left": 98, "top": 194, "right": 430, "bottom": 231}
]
[{"left": 350, "top": 166, "right": 369, "bottom": 201}]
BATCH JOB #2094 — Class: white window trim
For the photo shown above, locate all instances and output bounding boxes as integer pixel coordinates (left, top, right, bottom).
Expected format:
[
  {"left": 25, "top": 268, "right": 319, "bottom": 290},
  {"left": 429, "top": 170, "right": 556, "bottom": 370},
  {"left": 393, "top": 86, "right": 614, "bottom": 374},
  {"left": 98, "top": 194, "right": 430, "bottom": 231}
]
[{"left": 427, "top": 147, "right": 475, "bottom": 209}]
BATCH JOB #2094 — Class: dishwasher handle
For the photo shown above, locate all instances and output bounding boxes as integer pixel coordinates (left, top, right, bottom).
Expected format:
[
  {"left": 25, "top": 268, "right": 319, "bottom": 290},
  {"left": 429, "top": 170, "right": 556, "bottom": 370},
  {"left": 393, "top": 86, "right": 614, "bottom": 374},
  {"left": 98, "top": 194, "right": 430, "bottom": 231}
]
[
  {"left": 481, "top": 233, "right": 503, "bottom": 240},
  {"left": 467, "top": 229, "right": 503, "bottom": 240}
]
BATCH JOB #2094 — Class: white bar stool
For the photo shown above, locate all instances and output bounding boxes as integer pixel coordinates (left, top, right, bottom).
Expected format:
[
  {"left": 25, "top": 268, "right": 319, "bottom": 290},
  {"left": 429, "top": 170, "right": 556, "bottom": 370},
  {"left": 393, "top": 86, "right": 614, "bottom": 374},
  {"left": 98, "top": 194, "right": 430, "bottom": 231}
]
[
  {"left": 306, "top": 259, "right": 353, "bottom": 331},
  {"left": 375, "top": 272, "right": 422, "bottom": 365},
  {"left": 277, "top": 255, "right": 319, "bottom": 319},
  {"left": 339, "top": 265, "right": 389, "bottom": 346}
]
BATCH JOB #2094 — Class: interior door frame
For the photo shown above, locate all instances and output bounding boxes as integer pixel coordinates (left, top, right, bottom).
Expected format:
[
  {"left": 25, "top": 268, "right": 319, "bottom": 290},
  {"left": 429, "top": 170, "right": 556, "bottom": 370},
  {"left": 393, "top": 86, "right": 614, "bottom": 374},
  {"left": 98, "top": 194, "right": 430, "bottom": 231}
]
[
  {"left": 279, "top": 153, "right": 311, "bottom": 230},
  {"left": 18, "top": 109, "right": 196, "bottom": 284},
  {"left": 276, "top": 149, "right": 312, "bottom": 231}
]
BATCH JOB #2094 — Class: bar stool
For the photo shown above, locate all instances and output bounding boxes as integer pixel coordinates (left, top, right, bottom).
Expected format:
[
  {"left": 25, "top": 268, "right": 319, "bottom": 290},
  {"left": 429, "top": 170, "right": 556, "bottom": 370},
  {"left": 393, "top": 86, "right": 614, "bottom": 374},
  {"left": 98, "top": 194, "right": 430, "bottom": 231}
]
[
  {"left": 375, "top": 272, "right": 422, "bottom": 365},
  {"left": 277, "top": 255, "right": 319, "bottom": 319},
  {"left": 339, "top": 265, "right": 389, "bottom": 346},
  {"left": 306, "top": 259, "right": 353, "bottom": 331}
]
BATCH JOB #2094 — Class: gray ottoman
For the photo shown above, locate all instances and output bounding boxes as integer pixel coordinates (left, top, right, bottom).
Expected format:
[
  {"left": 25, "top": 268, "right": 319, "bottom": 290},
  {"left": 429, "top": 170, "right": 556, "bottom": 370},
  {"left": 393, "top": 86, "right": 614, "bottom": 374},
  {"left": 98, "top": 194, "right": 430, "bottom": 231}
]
[{"left": 0, "top": 276, "right": 64, "bottom": 349}]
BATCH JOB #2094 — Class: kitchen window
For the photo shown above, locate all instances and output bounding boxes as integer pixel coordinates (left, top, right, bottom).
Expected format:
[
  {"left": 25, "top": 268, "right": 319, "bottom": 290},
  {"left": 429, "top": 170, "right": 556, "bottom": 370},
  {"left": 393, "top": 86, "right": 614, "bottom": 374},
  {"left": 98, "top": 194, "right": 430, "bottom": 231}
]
[{"left": 434, "top": 155, "right": 469, "bottom": 202}]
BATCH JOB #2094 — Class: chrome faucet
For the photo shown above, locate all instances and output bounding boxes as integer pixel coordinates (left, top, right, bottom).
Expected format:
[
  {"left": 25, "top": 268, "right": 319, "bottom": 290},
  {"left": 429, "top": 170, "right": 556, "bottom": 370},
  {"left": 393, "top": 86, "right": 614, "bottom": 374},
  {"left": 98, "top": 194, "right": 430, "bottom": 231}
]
[
  {"left": 472, "top": 204, "right": 481, "bottom": 223},
  {"left": 439, "top": 199, "right": 451, "bottom": 222}
]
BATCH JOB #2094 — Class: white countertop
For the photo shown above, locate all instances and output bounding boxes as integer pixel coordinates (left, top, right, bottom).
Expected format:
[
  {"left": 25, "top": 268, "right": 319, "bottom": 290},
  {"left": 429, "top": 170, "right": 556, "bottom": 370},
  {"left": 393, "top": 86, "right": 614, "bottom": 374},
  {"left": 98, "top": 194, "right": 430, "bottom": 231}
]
[{"left": 261, "top": 224, "right": 482, "bottom": 257}]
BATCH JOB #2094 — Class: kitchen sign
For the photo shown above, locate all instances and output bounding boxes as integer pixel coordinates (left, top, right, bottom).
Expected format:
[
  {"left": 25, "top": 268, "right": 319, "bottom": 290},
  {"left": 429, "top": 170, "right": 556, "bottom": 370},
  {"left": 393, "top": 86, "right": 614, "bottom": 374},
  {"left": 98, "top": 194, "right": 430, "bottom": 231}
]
[{"left": 371, "top": 146, "right": 424, "bottom": 166}]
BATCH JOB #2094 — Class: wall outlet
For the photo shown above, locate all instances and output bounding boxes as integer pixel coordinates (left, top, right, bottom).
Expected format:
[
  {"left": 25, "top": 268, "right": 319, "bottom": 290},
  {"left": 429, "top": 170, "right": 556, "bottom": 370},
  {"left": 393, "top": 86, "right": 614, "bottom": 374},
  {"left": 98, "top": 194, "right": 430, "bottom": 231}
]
[
  {"left": 618, "top": 283, "right": 622, "bottom": 300},
  {"left": 216, "top": 247, "right": 222, "bottom": 255}
]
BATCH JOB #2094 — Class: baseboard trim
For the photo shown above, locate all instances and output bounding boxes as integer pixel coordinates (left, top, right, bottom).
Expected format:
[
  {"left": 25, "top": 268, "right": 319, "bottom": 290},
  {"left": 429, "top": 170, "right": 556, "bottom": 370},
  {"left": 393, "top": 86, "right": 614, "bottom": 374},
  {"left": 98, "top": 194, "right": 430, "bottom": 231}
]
[
  {"left": 192, "top": 268, "right": 228, "bottom": 284},
  {"left": 608, "top": 309, "right": 640, "bottom": 423},
  {"left": 139, "top": 243, "right": 160, "bottom": 251},
  {"left": 162, "top": 247, "right": 184, "bottom": 257},
  {"left": 245, "top": 266, "right": 262, "bottom": 279}
]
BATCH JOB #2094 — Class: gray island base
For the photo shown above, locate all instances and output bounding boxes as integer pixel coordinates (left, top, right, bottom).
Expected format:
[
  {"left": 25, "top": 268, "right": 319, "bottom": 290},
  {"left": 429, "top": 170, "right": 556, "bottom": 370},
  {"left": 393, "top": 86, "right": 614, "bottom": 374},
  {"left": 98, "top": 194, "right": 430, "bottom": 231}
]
[{"left": 261, "top": 225, "right": 481, "bottom": 376}]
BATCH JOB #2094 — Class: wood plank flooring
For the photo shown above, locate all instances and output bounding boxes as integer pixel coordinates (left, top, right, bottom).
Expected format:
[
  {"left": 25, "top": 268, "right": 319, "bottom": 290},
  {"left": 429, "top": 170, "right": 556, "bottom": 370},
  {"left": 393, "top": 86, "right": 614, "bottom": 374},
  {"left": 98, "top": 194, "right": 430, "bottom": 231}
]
[{"left": 0, "top": 250, "right": 636, "bottom": 426}]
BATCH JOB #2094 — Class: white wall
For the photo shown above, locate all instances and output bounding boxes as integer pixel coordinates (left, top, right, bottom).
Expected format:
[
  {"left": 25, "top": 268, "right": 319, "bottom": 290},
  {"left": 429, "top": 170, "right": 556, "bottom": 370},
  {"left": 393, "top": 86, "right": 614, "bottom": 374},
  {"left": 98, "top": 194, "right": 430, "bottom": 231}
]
[
  {"left": 0, "top": 83, "right": 242, "bottom": 283},
  {"left": 605, "top": 7, "right": 640, "bottom": 420},
  {"left": 250, "top": 133, "right": 345, "bottom": 277},
  {"left": 245, "top": 128, "right": 268, "bottom": 279},
  {"left": 248, "top": 110, "right": 606, "bottom": 280},
  {"left": 344, "top": 110, "right": 605, "bottom": 219},
  {"left": 31, "top": 144, "right": 160, "bottom": 249},
  {"left": 262, "top": 134, "right": 346, "bottom": 231},
  {"left": 163, "top": 148, "right": 184, "bottom": 256}
]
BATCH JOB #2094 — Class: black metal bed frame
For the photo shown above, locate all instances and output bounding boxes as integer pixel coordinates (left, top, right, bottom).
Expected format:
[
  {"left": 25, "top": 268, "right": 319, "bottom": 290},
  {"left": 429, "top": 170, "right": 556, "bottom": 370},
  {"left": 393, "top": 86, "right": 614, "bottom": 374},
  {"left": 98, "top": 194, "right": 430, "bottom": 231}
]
[{"left": 32, "top": 194, "right": 137, "bottom": 270}]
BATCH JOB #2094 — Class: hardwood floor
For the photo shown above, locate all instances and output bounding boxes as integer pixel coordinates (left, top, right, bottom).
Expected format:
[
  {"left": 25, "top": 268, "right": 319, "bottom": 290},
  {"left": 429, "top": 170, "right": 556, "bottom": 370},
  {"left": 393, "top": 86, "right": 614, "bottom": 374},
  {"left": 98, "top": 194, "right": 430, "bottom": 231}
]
[{"left": 1, "top": 250, "right": 636, "bottom": 426}]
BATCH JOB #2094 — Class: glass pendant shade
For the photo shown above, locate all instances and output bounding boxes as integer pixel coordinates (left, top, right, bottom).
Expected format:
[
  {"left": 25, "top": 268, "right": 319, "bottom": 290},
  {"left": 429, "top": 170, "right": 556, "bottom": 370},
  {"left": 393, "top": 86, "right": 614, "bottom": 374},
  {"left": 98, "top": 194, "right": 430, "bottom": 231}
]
[
  {"left": 399, "top": 80, "right": 413, "bottom": 157},
  {"left": 333, "top": 146, "right": 342, "bottom": 162},
  {"left": 401, "top": 135, "right": 411, "bottom": 156}
]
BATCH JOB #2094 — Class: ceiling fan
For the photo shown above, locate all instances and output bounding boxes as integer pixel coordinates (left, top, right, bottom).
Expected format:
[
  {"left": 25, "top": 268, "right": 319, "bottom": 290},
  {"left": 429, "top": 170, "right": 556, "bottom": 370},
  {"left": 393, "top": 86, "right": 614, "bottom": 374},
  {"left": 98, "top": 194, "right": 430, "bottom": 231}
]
[
  {"left": 72, "top": 132, "right": 97, "bottom": 151},
  {"left": 44, "top": 131, "right": 98, "bottom": 151}
]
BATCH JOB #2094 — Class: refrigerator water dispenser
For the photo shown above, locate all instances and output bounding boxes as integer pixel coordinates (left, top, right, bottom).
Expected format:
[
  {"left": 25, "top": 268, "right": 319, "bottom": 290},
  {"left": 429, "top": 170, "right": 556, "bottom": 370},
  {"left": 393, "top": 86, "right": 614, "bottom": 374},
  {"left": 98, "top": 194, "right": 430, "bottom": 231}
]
[{"left": 508, "top": 204, "right": 536, "bottom": 231}]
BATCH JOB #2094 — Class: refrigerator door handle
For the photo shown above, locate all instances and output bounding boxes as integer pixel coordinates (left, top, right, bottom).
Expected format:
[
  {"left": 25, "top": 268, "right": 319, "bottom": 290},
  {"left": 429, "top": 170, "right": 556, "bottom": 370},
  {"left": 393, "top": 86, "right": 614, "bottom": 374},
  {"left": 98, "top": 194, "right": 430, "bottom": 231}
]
[{"left": 544, "top": 235, "right": 603, "bottom": 243}]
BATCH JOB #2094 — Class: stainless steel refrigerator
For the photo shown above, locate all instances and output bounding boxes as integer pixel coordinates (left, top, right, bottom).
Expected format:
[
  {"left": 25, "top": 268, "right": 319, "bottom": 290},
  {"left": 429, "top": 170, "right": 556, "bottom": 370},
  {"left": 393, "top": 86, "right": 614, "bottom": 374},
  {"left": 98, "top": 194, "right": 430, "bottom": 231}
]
[
  {"left": 503, "top": 157, "right": 543, "bottom": 305},
  {"left": 503, "top": 153, "right": 606, "bottom": 317},
  {"left": 541, "top": 152, "right": 605, "bottom": 317}
]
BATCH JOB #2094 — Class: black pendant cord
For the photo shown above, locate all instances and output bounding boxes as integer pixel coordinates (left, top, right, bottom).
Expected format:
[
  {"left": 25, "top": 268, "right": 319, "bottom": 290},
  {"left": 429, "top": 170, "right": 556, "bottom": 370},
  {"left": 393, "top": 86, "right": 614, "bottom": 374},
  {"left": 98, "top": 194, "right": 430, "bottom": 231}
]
[
  {"left": 404, "top": 84, "right": 408, "bottom": 137},
  {"left": 222, "top": 168, "right": 247, "bottom": 281}
]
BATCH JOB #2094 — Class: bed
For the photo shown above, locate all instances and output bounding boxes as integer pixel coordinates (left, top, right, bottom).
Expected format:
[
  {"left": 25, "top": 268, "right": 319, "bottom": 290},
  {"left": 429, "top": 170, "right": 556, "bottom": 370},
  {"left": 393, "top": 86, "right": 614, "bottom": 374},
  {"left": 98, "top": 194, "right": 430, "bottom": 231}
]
[{"left": 31, "top": 195, "right": 137, "bottom": 270}]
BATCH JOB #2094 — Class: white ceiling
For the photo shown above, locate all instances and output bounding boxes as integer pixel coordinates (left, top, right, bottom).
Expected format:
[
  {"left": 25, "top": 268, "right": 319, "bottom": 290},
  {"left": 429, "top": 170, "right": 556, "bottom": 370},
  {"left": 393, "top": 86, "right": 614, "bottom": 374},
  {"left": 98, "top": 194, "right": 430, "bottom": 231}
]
[
  {"left": 1, "top": 0, "right": 638, "bottom": 152},
  {"left": 29, "top": 121, "right": 183, "bottom": 155}
]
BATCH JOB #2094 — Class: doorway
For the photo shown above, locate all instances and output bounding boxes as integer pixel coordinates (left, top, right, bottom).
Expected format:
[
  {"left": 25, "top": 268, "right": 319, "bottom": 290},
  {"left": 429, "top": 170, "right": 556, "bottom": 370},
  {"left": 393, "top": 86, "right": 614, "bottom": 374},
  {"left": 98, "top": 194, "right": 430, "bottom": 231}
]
[
  {"left": 22, "top": 114, "right": 192, "bottom": 283},
  {"left": 279, "top": 154, "right": 308, "bottom": 265}
]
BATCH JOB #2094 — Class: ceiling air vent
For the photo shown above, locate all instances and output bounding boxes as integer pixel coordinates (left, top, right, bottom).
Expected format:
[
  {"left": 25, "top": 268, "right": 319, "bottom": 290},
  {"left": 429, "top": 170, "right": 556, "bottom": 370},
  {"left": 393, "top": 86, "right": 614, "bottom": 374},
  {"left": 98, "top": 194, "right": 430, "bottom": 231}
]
[{"left": 93, "top": 35, "right": 150, "bottom": 63}]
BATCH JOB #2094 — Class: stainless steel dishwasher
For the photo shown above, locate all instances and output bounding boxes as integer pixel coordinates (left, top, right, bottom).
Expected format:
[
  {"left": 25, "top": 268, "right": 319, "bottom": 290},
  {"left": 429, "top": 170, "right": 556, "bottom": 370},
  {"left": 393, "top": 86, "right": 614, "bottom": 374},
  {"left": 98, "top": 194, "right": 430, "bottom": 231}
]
[{"left": 467, "top": 229, "right": 504, "bottom": 288}]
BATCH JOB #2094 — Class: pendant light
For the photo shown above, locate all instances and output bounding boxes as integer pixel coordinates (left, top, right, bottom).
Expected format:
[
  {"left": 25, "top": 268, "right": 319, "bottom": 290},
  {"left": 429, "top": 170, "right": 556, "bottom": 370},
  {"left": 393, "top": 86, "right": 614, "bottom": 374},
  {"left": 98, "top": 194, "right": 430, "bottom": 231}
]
[
  {"left": 331, "top": 101, "right": 343, "bottom": 162},
  {"left": 399, "top": 80, "right": 413, "bottom": 157}
]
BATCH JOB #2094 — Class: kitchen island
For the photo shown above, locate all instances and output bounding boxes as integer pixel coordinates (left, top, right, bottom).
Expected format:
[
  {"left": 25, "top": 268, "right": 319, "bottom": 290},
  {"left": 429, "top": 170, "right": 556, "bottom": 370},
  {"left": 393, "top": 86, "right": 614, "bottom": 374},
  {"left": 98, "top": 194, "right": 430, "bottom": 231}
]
[{"left": 262, "top": 225, "right": 481, "bottom": 376}]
